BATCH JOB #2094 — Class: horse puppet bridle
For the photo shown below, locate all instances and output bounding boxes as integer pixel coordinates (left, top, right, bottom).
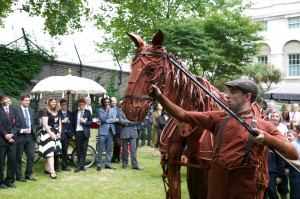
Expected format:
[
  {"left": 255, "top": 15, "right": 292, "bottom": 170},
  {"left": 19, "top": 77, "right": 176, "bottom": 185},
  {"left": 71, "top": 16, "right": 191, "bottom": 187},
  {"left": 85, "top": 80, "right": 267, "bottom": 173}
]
[{"left": 124, "top": 50, "right": 168, "bottom": 100}]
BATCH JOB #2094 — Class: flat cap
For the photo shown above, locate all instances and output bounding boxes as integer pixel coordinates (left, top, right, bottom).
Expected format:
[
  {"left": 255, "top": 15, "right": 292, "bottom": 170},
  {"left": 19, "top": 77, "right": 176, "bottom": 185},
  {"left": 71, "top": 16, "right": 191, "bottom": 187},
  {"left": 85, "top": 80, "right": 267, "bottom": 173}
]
[{"left": 225, "top": 79, "right": 258, "bottom": 97}]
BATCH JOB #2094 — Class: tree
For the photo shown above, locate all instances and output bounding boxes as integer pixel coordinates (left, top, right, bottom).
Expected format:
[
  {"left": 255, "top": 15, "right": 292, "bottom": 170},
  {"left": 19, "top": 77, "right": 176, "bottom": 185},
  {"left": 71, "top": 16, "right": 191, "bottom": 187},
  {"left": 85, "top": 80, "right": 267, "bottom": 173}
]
[
  {"left": 94, "top": 0, "right": 254, "bottom": 59},
  {"left": 244, "top": 63, "right": 282, "bottom": 104},
  {"left": 0, "top": 0, "right": 92, "bottom": 36},
  {"left": 161, "top": 11, "right": 262, "bottom": 87},
  {"left": 1, "top": 0, "right": 263, "bottom": 88}
]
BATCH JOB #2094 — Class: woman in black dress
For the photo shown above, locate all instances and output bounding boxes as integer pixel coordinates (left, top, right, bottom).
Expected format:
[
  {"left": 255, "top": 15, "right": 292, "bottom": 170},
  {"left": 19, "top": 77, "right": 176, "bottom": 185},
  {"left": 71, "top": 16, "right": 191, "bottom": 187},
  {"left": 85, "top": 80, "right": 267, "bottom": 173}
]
[{"left": 39, "top": 98, "right": 62, "bottom": 179}]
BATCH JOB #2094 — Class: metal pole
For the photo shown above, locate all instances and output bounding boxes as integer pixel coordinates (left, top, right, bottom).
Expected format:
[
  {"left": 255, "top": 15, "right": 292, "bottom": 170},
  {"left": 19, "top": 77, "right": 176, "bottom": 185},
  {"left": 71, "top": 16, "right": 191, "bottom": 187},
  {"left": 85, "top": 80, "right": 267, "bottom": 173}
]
[
  {"left": 113, "top": 49, "right": 122, "bottom": 85},
  {"left": 73, "top": 41, "right": 83, "bottom": 77},
  {"left": 22, "top": 28, "right": 30, "bottom": 53},
  {"left": 169, "top": 55, "right": 300, "bottom": 174}
]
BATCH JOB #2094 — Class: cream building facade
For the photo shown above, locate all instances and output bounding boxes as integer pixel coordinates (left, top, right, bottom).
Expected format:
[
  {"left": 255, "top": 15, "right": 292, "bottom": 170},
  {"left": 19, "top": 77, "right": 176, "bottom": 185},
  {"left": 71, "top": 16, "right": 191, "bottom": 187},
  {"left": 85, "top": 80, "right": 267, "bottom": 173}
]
[{"left": 245, "top": 0, "right": 300, "bottom": 84}]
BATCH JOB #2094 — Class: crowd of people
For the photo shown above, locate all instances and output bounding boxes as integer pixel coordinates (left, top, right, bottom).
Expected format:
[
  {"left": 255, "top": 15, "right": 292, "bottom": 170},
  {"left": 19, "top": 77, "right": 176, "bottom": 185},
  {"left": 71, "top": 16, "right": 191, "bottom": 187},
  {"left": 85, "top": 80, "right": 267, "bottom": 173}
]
[
  {"left": 2, "top": 79, "right": 300, "bottom": 199},
  {"left": 0, "top": 93, "right": 158, "bottom": 189},
  {"left": 265, "top": 102, "right": 300, "bottom": 199}
]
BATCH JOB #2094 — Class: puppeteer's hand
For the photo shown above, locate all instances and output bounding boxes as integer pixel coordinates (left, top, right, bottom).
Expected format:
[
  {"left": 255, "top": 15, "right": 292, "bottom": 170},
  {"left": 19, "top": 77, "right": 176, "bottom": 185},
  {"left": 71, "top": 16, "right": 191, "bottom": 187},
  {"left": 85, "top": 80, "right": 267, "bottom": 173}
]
[
  {"left": 148, "top": 84, "right": 162, "bottom": 99},
  {"left": 252, "top": 128, "right": 265, "bottom": 145}
]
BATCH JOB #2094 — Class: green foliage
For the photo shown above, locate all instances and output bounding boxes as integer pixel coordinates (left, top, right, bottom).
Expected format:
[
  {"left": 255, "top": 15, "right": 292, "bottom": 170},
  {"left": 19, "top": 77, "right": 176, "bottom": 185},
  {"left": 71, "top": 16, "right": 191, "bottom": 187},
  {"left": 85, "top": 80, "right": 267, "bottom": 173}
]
[
  {"left": 106, "top": 70, "right": 117, "bottom": 97},
  {"left": 95, "top": 0, "right": 252, "bottom": 59},
  {"left": 0, "top": 45, "right": 50, "bottom": 98},
  {"left": 162, "top": 12, "right": 263, "bottom": 87},
  {"left": 0, "top": 0, "right": 92, "bottom": 36},
  {"left": 244, "top": 63, "right": 282, "bottom": 103},
  {"left": 11, "top": 97, "right": 19, "bottom": 106}
]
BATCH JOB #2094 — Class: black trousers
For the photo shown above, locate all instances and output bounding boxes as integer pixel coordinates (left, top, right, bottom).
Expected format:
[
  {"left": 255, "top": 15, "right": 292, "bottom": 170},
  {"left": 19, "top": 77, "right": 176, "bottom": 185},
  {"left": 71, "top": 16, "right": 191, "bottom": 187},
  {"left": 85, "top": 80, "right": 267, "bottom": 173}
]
[
  {"left": 75, "top": 131, "right": 89, "bottom": 168},
  {"left": 0, "top": 144, "right": 17, "bottom": 183},
  {"left": 16, "top": 135, "right": 35, "bottom": 178},
  {"left": 112, "top": 133, "right": 121, "bottom": 162},
  {"left": 61, "top": 138, "right": 69, "bottom": 169}
]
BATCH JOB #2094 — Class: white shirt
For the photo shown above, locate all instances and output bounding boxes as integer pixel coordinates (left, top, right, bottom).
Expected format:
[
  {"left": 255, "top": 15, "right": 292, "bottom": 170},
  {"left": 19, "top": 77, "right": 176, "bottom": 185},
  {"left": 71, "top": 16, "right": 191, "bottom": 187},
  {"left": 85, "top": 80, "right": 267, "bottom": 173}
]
[
  {"left": 290, "top": 111, "right": 300, "bottom": 126},
  {"left": 20, "top": 106, "right": 31, "bottom": 133},
  {"left": 76, "top": 110, "right": 84, "bottom": 131},
  {"left": 277, "top": 123, "right": 288, "bottom": 139}
]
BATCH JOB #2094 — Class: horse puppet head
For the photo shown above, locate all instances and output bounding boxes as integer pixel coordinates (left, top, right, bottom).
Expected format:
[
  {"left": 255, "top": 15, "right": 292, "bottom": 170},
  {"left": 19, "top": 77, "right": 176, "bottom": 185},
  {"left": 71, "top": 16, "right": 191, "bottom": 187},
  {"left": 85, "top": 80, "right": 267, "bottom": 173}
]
[{"left": 123, "top": 30, "right": 168, "bottom": 122}]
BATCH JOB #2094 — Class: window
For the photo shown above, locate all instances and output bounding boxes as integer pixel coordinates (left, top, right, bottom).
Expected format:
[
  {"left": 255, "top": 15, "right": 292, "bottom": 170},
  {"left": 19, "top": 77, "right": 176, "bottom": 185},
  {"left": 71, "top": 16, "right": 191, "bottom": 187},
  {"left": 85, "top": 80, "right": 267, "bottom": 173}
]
[
  {"left": 288, "top": 17, "right": 300, "bottom": 29},
  {"left": 288, "top": 54, "right": 300, "bottom": 76},
  {"left": 257, "top": 56, "right": 268, "bottom": 64}
]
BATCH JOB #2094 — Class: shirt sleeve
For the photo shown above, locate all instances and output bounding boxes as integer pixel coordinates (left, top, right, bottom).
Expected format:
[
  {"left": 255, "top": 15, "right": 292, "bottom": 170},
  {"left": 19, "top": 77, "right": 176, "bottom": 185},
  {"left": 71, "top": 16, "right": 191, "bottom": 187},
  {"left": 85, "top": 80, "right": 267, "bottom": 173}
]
[{"left": 184, "top": 111, "right": 220, "bottom": 134}]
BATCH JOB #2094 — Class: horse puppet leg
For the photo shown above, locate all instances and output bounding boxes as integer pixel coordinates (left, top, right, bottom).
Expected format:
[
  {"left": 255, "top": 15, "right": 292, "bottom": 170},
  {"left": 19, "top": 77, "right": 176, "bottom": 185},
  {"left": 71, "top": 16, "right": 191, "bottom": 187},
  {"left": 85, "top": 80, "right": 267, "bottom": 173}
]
[{"left": 160, "top": 120, "right": 184, "bottom": 199}]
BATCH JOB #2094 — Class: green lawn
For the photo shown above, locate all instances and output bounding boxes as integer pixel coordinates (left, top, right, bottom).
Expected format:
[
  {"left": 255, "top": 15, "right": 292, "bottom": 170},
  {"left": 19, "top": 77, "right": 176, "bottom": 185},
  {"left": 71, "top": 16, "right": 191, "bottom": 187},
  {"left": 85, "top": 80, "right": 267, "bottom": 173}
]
[{"left": 1, "top": 130, "right": 189, "bottom": 199}]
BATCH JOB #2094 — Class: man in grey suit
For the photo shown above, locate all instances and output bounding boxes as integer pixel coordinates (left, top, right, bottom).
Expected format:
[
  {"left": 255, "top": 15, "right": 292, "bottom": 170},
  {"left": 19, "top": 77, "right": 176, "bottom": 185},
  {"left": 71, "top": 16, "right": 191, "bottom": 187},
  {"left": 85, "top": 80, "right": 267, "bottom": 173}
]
[
  {"left": 119, "top": 103, "right": 142, "bottom": 170},
  {"left": 96, "top": 97, "right": 119, "bottom": 171},
  {"left": 16, "top": 95, "right": 37, "bottom": 182}
]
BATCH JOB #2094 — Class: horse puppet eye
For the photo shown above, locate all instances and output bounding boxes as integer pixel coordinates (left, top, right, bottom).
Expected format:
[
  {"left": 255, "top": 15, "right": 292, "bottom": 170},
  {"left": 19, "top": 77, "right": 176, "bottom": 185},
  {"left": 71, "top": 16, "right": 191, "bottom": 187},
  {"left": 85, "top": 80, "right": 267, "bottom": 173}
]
[{"left": 149, "top": 68, "right": 156, "bottom": 73}]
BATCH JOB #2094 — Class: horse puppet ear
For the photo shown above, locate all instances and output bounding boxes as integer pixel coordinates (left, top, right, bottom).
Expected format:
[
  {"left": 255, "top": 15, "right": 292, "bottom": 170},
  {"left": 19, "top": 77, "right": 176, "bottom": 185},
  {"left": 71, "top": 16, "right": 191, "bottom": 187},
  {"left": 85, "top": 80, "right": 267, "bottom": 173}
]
[
  {"left": 126, "top": 32, "right": 145, "bottom": 48},
  {"left": 152, "top": 29, "right": 164, "bottom": 46}
]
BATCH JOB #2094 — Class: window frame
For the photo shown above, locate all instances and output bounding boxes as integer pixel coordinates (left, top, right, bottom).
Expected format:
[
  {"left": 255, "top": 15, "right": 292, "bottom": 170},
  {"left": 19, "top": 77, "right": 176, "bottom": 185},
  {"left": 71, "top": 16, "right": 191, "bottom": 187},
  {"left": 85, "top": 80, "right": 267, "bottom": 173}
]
[
  {"left": 288, "top": 53, "right": 300, "bottom": 77},
  {"left": 257, "top": 55, "right": 268, "bottom": 65},
  {"left": 288, "top": 17, "right": 300, "bottom": 29}
]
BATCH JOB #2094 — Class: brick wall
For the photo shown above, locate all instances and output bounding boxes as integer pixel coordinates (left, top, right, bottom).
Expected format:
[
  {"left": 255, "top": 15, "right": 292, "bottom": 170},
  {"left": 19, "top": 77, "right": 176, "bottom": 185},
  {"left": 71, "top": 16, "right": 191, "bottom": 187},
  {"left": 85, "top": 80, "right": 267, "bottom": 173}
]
[{"left": 23, "top": 60, "right": 130, "bottom": 111}]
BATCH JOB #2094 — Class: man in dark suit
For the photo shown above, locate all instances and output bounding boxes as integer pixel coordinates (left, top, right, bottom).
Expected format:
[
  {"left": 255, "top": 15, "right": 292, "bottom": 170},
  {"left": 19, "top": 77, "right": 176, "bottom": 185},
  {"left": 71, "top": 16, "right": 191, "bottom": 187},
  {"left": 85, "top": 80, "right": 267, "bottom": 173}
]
[
  {"left": 0, "top": 93, "right": 19, "bottom": 189},
  {"left": 57, "top": 99, "right": 73, "bottom": 171},
  {"left": 72, "top": 98, "right": 93, "bottom": 172},
  {"left": 15, "top": 95, "right": 37, "bottom": 182}
]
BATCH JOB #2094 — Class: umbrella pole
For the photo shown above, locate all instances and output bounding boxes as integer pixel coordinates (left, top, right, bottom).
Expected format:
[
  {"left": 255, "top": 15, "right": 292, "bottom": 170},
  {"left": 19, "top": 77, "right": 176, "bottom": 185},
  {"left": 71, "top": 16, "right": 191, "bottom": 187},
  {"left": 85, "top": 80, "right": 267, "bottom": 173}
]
[{"left": 67, "top": 91, "right": 71, "bottom": 110}]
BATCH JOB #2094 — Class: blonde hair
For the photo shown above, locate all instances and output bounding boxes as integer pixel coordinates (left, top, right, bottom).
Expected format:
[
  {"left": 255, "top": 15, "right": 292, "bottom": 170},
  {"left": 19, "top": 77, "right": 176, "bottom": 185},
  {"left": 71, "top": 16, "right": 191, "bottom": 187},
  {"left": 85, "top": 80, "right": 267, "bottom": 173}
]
[
  {"left": 271, "top": 111, "right": 283, "bottom": 122},
  {"left": 47, "top": 98, "right": 58, "bottom": 114},
  {"left": 287, "top": 129, "right": 297, "bottom": 136}
]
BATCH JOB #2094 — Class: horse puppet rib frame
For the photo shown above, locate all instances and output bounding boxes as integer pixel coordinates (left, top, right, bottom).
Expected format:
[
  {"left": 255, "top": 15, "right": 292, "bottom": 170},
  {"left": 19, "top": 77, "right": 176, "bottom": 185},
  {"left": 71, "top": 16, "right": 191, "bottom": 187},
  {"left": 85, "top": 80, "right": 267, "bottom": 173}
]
[{"left": 123, "top": 30, "right": 297, "bottom": 199}]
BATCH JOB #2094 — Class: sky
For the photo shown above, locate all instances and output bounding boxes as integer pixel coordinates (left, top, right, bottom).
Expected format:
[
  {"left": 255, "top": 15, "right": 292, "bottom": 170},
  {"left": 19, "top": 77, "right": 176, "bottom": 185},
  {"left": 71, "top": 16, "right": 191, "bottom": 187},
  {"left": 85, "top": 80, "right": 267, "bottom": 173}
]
[{"left": 0, "top": 4, "right": 131, "bottom": 72}]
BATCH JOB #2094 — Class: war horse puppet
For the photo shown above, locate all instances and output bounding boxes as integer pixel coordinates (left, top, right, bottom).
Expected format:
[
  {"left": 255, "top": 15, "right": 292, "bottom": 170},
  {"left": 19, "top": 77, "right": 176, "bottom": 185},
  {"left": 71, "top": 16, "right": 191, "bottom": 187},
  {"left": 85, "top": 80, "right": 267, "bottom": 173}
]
[{"left": 122, "top": 30, "right": 269, "bottom": 199}]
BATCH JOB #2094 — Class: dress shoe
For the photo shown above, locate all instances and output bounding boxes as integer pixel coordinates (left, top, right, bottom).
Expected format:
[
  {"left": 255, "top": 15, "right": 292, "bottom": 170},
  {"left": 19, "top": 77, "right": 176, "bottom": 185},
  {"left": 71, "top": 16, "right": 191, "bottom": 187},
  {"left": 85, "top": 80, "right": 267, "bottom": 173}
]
[
  {"left": 132, "top": 167, "right": 143, "bottom": 170},
  {"left": 96, "top": 166, "right": 101, "bottom": 171},
  {"left": 122, "top": 165, "right": 127, "bottom": 169},
  {"left": 105, "top": 165, "right": 116, "bottom": 170},
  {"left": 55, "top": 168, "right": 61, "bottom": 172},
  {"left": 44, "top": 170, "right": 51, "bottom": 174},
  {"left": 62, "top": 168, "right": 71, "bottom": 171},
  {"left": 25, "top": 175, "right": 37, "bottom": 181},
  {"left": 50, "top": 173, "right": 57, "bottom": 179},
  {"left": 74, "top": 166, "right": 81, "bottom": 172},
  {"left": 16, "top": 177, "right": 27, "bottom": 182},
  {"left": 0, "top": 183, "right": 8, "bottom": 189},
  {"left": 81, "top": 167, "right": 86, "bottom": 171},
  {"left": 6, "top": 183, "right": 16, "bottom": 188}
]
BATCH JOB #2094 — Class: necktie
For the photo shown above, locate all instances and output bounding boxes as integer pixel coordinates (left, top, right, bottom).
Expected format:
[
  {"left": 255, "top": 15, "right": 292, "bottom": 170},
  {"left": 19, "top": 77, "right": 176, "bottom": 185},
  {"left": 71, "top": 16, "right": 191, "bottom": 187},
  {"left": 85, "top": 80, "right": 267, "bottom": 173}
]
[
  {"left": 63, "top": 111, "right": 67, "bottom": 118},
  {"left": 24, "top": 108, "right": 30, "bottom": 128},
  {"left": 5, "top": 107, "right": 9, "bottom": 119},
  {"left": 293, "top": 112, "right": 296, "bottom": 119}
]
